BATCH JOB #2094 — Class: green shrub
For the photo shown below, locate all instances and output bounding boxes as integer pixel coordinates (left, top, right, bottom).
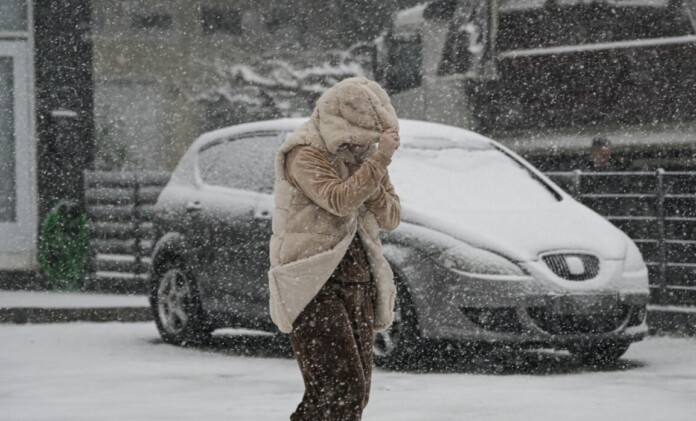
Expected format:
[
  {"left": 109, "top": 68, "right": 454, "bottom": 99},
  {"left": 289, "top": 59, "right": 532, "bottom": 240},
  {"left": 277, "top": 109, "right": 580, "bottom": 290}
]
[{"left": 39, "top": 201, "right": 90, "bottom": 291}]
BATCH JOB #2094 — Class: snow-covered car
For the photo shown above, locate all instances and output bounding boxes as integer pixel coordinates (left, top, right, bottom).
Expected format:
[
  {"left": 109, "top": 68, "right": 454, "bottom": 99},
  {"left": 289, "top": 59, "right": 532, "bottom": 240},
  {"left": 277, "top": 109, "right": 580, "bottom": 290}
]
[{"left": 149, "top": 118, "right": 649, "bottom": 366}]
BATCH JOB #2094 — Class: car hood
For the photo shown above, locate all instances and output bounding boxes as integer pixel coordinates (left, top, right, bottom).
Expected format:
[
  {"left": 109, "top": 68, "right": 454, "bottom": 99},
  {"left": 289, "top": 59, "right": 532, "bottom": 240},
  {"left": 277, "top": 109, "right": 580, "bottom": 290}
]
[{"left": 401, "top": 199, "right": 628, "bottom": 262}]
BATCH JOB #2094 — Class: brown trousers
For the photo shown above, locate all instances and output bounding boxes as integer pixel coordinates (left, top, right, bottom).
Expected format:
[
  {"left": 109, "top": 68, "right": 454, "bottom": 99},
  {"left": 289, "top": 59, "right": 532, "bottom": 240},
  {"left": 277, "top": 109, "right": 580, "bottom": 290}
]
[{"left": 289, "top": 279, "right": 376, "bottom": 421}]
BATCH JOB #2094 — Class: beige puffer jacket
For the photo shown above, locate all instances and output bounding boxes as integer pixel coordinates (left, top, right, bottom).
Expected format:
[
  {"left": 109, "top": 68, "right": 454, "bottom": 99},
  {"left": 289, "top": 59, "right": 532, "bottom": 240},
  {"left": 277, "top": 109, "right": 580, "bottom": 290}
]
[{"left": 268, "top": 77, "right": 401, "bottom": 334}]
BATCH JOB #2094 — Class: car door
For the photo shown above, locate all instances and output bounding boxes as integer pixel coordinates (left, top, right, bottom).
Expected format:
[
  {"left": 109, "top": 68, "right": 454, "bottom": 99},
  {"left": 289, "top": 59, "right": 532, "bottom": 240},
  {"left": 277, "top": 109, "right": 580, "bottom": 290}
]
[
  {"left": 194, "top": 131, "right": 283, "bottom": 319},
  {"left": 243, "top": 187, "right": 275, "bottom": 319},
  {"left": 188, "top": 138, "right": 254, "bottom": 315}
]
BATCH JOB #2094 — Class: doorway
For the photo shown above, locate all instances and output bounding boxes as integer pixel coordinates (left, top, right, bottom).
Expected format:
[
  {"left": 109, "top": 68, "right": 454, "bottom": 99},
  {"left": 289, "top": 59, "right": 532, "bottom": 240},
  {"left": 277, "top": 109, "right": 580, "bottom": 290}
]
[{"left": 0, "top": 40, "right": 37, "bottom": 270}]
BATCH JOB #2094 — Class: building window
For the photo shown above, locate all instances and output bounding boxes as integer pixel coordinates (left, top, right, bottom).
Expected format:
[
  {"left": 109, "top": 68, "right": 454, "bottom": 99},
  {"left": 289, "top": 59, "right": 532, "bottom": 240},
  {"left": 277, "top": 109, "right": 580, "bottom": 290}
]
[
  {"left": 130, "top": 13, "right": 173, "bottom": 30},
  {"left": 0, "top": 57, "right": 16, "bottom": 222},
  {"left": 201, "top": 7, "right": 242, "bottom": 35},
  {"left": 262, "top": 7, "right": 291, "bottom": 32},
  {"left": 384, "top": 35, "right": 423, "bottom": 93},
  {"left": 0, "top": 0, "right": 27, "bottom": 31}
]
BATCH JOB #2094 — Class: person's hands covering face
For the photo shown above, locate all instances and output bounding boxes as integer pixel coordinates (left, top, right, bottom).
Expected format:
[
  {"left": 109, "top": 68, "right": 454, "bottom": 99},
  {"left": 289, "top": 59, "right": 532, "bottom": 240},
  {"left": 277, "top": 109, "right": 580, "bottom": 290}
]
[{"left": 378, "top": 128, "right": 400, "bottom": 158}]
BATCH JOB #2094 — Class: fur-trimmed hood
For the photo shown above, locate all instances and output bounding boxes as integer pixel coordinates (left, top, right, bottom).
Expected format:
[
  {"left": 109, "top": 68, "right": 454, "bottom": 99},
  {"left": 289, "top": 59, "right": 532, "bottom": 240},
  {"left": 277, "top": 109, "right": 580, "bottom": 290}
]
[
  {"left": 280, "top": 77, "right": 399, "bottom": 165},
  {"left": 310, "top": 76, "right": 399, "bottom": 154}
]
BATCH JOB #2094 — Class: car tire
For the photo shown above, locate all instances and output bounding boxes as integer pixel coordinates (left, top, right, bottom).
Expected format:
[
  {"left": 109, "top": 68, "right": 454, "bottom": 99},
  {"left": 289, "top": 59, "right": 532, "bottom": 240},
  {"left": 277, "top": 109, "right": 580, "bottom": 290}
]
[
  {"left": 149, "top": 259, "right": 212, "bottom": 346},
  {"left": 373, "top": 279, "right": 423, "bottom": 370},
  {"left": 569, "top": 340, "right": 631, "bottom": 365}
]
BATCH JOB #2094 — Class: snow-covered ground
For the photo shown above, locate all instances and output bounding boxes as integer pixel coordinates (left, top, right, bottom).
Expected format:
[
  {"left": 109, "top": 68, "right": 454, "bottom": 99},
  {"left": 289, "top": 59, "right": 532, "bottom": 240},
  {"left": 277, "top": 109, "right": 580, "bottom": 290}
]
[{"left": 1, "top": 322, "right": 695, "bottom": 421}]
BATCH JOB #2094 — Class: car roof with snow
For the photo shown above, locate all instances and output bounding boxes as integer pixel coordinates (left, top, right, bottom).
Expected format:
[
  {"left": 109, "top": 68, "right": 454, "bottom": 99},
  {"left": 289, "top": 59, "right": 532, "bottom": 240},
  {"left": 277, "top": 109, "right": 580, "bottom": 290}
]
[
  {"left": 190, "top": 118, "right": 493, "bottom": 150},
  {"left": 171, "top": 118, "right": 511, "bottom": 187}
]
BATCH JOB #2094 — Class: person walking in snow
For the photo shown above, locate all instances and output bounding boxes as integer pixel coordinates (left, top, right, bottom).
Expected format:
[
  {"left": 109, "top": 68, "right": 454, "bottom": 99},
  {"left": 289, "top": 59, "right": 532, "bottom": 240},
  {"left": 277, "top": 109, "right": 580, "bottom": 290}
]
[{"left": 268, "top": 77, "right": 401, "bottom": 421}]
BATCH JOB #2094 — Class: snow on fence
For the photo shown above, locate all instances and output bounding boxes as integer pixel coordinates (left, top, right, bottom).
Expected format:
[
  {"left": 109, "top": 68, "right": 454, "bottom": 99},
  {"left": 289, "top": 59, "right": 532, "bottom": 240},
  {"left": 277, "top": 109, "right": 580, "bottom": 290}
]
[
  {"left": 82, "top": 170, "right": 696, "bottom": 308},
  {"left": 83, "top": 171, "right": 170, "bottom": 293},
  {"left": 546, "top": 170, "right": 696, "bottom": 307}
]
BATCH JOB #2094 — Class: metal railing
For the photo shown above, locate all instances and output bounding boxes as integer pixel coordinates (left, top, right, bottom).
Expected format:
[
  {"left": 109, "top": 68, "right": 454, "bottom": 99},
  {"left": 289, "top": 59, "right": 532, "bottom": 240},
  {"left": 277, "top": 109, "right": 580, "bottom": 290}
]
[{"left": 546, "top": 170, "right": 696, "bottom": 306}]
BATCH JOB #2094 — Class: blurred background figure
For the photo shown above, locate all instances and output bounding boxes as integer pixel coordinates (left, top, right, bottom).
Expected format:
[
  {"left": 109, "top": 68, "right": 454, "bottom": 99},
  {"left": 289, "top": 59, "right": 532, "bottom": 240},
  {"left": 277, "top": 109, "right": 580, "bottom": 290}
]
[{"left": 585, "top": 137, "right": 630, "bottom": 171}]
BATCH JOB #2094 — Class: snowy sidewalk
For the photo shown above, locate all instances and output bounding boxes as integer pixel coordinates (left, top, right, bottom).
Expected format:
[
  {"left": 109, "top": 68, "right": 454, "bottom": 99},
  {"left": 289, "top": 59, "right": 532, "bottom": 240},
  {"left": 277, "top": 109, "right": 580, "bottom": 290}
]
[
  {"left": 1, "top": 322, "right": 695, "bottom": 421},
  {"left": 0, "top": 290, "right": 151, "bottom": 323}
]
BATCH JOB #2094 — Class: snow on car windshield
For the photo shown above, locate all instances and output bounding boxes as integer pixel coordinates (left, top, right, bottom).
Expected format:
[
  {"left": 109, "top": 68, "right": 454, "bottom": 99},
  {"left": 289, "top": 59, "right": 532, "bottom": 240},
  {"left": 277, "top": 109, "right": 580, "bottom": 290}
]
[
  {"left": 390, "top": 135, "right": 559, "bottom": 213},
  {"left": 198, "top": 132, "right": 282, "bottom": 193},
  {"left": 197, "top": 131, "right": 559, "bottom": 211}
]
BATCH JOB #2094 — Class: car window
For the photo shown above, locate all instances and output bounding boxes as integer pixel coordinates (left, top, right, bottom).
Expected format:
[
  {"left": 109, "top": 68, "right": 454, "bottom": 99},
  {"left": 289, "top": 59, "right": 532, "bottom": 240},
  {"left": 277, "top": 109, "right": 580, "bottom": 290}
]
[
  {"left": 197, "top": 131, "right": 282, "bottom": 193},
  {"left": 390, "top": 135, "right": 560, "bottom": 212}
]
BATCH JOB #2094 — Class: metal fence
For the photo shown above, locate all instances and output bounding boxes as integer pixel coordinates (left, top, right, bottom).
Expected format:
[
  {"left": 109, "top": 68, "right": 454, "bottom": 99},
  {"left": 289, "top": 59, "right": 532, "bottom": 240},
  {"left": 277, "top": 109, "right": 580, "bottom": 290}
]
[
  {"left": 82, "top": 170, "right": 696, "bottom": 307},
  {"left": 546, "top": 170, "right": 696, "bottom": 307},
  {"left": 83, "top": 171, "right": 170, "bottom": 293}
]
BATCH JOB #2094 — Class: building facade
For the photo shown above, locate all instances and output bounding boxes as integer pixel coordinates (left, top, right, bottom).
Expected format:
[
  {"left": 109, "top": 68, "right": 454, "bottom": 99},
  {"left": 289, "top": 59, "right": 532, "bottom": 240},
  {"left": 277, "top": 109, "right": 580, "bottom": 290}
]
[
  {"left": 90, "top": 0, "right": 414, "bottom": 171},
  {"left": 384, "top": 0, "right": 696, "bottom": 170},
  {"left": 1, "top": 0, "right": 93, "bottom": 279}
]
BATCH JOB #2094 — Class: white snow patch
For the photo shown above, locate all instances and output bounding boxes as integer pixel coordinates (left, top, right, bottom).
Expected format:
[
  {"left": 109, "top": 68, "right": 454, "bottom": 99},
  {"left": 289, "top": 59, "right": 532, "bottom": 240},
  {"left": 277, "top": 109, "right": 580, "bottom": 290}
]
[
  {"left": 392, "top": 144, "right": 557, "bottom": 212},
  {"left": 394, "top": 3, "right": 428, "bottom": 27},
  {"left": 0, "top": 323, "right": 695, "bottom": 420},
  {"left": 0, "top": 291, "right": 148, "bottom": 309},
  {"left": 95, "top": 271, "right": 147, "bottom": 279},
  {"left": 648, "top": 305, "right": 696, "bottom": 314}
]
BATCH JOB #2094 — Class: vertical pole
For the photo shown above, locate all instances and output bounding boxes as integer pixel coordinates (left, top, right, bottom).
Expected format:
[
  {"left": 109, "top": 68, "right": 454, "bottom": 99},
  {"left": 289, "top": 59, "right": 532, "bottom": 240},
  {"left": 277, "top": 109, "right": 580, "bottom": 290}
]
[
  {"left": 573, "top": 169, "right": 582, "bottom": 199},
  {"left": 656, "top": 168, "right": 667, "bottom": 304},
  {"left": 83, "top": 170, "right": 94, "bottom": 289},
  {"left": 485, "top": 0, "right": 499, "bottom": 79},
  {"left": 133, "top": 172, "right": 142, "bottom": 281}
]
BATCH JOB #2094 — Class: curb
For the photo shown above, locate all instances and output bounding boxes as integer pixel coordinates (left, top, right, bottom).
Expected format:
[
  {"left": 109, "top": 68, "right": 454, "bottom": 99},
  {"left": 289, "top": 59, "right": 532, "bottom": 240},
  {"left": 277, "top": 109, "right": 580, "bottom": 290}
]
[
  {"left": 0, "top": 307, "right": 153, "bottom": 324},
  {"left": 1, "top": 305, "right": 693, "bottom": 336}
]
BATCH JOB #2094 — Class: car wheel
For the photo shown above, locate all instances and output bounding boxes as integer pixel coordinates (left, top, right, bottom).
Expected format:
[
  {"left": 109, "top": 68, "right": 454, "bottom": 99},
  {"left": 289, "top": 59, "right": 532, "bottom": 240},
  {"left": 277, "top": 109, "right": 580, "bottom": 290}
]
[
  {"left": 373, "top": 280, "right": 423, "bottom": 370},
  {"left": 150, "top": 259, "right": 212, "bottom": 346},
  {"left": 569, "top": 340, "right": 630, "bottom": 365}
]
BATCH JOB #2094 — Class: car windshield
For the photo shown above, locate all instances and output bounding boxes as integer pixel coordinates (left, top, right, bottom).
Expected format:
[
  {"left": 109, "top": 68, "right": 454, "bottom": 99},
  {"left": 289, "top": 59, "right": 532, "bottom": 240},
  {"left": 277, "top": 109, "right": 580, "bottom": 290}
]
[
  {"left": 198, "top": 132, "right": 282, "bottom": 193},
  {"left": 197, "top": 130, "right": 559, "bottom": 210},
  {"left": 389, "top": 135, "right": 560, "bottom": 213}
]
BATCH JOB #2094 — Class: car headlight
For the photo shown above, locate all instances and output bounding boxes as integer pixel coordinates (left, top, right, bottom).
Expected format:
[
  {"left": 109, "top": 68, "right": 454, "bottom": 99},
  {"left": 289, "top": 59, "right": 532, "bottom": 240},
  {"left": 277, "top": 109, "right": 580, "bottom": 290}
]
[
  {"left": 436, "top": 245, "right": 529, "bottom": 280},
  {"left": 623, "top": 239, "right": 647, "bottom": 273}
]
